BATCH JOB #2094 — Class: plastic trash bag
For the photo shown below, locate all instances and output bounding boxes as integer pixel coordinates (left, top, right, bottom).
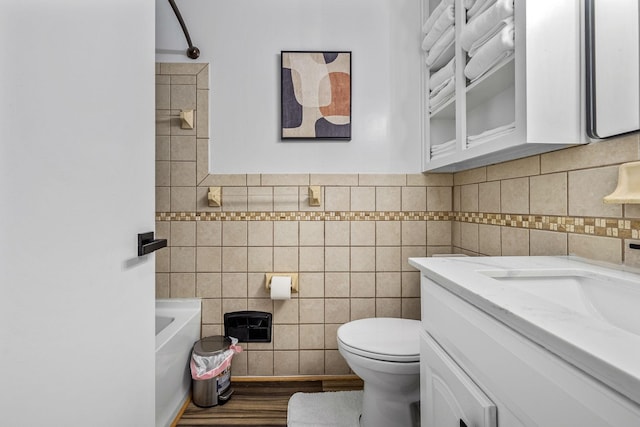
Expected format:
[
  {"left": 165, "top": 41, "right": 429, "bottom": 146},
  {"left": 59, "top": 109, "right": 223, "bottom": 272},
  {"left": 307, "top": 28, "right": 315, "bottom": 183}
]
[{"left": 190, "top": 337, "right": 243, "bottom": 380}]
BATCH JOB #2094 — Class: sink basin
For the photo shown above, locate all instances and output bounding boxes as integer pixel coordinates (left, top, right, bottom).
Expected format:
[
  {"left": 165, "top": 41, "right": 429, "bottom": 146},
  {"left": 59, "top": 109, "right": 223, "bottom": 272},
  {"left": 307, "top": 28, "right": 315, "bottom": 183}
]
[{"left": 480, "top": 269, "right": 640, "bottom": 336}]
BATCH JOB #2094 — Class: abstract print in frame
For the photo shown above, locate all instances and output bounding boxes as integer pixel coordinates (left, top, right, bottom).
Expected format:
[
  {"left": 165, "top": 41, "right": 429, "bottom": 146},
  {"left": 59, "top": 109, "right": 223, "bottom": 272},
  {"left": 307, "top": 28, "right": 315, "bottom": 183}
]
[{"left": 281, "top": 51, "right": 351, "bottom": 140}]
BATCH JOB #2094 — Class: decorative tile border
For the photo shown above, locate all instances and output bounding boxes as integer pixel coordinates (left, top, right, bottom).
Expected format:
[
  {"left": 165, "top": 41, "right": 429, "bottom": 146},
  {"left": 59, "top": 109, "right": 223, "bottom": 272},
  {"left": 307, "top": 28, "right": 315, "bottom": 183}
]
[{"left": 157, "top": 211, "right": 640, "bottom": 239}]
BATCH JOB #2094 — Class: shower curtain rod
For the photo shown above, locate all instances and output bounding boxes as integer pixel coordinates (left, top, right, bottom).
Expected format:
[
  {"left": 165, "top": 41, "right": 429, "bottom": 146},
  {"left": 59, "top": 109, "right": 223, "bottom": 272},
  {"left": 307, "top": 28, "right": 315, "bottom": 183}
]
[{"left": 168, "top": 0, "right": 200, "bottom": 59}]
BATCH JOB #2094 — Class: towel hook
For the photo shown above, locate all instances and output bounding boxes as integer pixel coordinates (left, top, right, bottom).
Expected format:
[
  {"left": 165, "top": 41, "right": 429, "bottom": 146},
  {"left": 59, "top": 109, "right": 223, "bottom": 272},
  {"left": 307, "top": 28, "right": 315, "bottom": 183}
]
[{"left": 168, "top": 0, "right": 200, "bottom": 60}]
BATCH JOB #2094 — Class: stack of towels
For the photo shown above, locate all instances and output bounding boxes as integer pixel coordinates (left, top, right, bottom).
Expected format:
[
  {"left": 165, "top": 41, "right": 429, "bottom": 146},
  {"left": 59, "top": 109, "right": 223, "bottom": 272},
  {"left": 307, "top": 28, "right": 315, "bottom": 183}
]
[
  {"left": 461, "top": 0, "right": 514, "bottom": 82},
  {"left": 466, "top": 121, "right": 515, "bottom": 149},
  {"left": 430, "top": 138, "right": 457, "bottom": 160}
]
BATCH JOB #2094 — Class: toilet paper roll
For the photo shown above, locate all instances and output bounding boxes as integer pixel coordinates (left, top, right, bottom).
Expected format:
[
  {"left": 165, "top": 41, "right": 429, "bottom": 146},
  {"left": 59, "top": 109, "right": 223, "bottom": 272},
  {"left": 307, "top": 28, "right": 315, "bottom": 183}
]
[{"left": 270, "top": 276, "right": 292, "bottom": 300}]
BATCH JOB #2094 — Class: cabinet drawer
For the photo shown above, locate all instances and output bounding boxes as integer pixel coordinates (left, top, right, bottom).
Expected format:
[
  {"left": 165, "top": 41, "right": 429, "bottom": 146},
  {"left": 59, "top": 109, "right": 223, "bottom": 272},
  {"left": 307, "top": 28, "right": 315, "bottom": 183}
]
[{"left": 421, "top": 330, "right": 496, "bottom": 427}]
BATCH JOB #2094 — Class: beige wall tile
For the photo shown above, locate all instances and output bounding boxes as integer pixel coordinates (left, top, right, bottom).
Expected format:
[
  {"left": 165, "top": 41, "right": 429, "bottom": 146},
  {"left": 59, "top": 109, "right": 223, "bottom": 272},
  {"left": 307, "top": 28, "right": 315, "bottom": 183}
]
[
  {"left": 401, "top": 298, "right": 421, "bottom": 320},
  {"left": 196, "top": 247, "right": 221, "bottom": 272},
  {"left": 376, "top": 272, "right": 401, "bottom": 297},
  {"left": 351, "top": 187, "right": 376, "bottom": 211},
  {"left": 625, "top": 204, "right": 640, "bottom": 219},
  {"left": 156, "top": 136, "right": 170, "bottom": 161},
  {"left": 623, "top": 239, "right": 640, "bottom": 268},
  {"left": 230, "top": 351, "right": 248, "bottom": 376},
  {"left": 171, "top": 75, "right": 196, "bottom": 85},
  {"left": 478, "top": 224, "right": 501, "bottom": 256},
  {"left": 156, "top": 246, "right": 169, "bottom": 272},
  {"left": 222, "top": 187, "right": 248, "bottom": 212},
  {"left": 451, "top": 221, "right": 461, "bottom": 247},
  {"left": 453, "top": 186, "right": 461, "bottom": 212},
  {"left": 298, "top": 273, "right": 324, "bottom": 298},
  {"left": 402, "top": 187, "right": 427, "bottom": 211},
  {"left": 325, "top": 221, "right": 350, "bottom": 246},
  {"left": 541, "top": 134, "right": 640, "bottom": 174},
  {"left": 299, "top": 246, "right": 325, "bottom": 272},
  {"left": 246, "top": 175, "right": 261, "bottom": 186},
  {"left": 325, "top": 273, "right": 350, "bottom": 298},
  {"left": 156, "top": 110, "right": 171, "bottom": 136},
  {"left": 407, "top": 173, "right": 453, "bottom": 186},
  {"left": 487, "top": 156, "right": 540, "bottom": 181},
  {"left": 325, "top": 299, "right": 350, "bottom": 323},
  {"left": 274, "top": 351, "right": 299, "bottom": 376},
  {"left": 402, "top": 221, "right": 426, "bottom": 246},
  {"left": 171, "top": 247, "right": 195, "bottom": 272},
  {"left": 197, "top": 65, "right": 209, "bottom": 89},
  {"left": 248, "top": 187, "right": 273, "bottom": 212},
  {"left": 454, "top": 166, "right": 486, "bottom": 186},
  {"left": 247, "top": 351, "right": 274, "bottom": 376},
  {"left": 171, "top": 84, "right": 196, "bottom": 110},
  {"left": 156, "top": 161, "right": 170, "bottom": 187},
  {"left": 568, "top": 234, "right": 622, "bottom": 264},
  {"left": 170, "top": 272, "right": 195, "bottom": 297},
  {"left": 273, "top": 186, "right": 299, "bottom": 211},
  {"left": 156, "top": 273, "right": 170, "bottom": 298},
  {"left": 156, "top": 221, "right": 170, "bottom": 240},
  {"left": 401, "top": 271, "right": 420, "bottom": 297},
  {"left": 300, "top": 221, "right": 325, "bottom": 246},
  {"left": 401, "top": 246, "right": 427, "bottom": 271},
  {"left": 427, "top": 221, "right": 452, "bottom": 246},
  {"left": 350, "top": 298, "right": 375, "bottom": 320},
  {"left": 222, "top": 221, "right": 247, "bottom": 246},
  {"left": 459, "top": 223, "right": 478, "bottom": 253},
  {"left": 248, "top": 247, "right": 273, "bottom": 272},
  {"left": 324, "top": 324, "right": 339, "bottom": 350},
  {"left": 377, "top": 221, "right": 401, "bottom": 246},
  {"left": 359, "top": 174, "right": 406, "bottom": 186},
  {"left": 222, "top": 298, "right": 248, "bottom": 314},
  {"left": 274, "top": 222, "right": 298, "bottom": 246},
  {"left": 299, "top": 350, "right": 324, "bottom": 375},
  {"left": 202, "top": 298, "right": 222, "bottom": 324},
  {"left": 262, "top": 174, "right": 309, "bottom": 186},
  {"left": 376, "top": 187, "right": 402, "bottom": 211},
  {"left": 200, "top": 174, "right": 247, "bottom": 187},
  {"left": 273, "top": 246, "right": 299, "bottom": 271},
  {"left": 196, "top": 90, "right": 209, "bottom": 139},
  {"left": 160, "top": 63, "right": 206, "bottom": 75},
  {"left": 376, "top": 298, "right": 401, "bottom": 317},
  {"left": 325, "top": 187, "right": 350, "bottom": 211},
  {"left": 197, "top": 221, "right": 221, "bottom": 246},
  {"left": 325, "top": 247, "right": 350, "bottom": 272},
  {"left": 197, "top": 139, "right": 209, "bottom": 184},
  {"left": 222, "top": 272, "right": 247, "bottom": 298},
  {"left": 351, "top": 272, "right": 375, "bottom": 297},
  {"left": 568, "top": 166, "right": 622, "bottom": 217},
  {"left": 171, "top": 135, "right": 197, "bottom": 161},
  {"left": 478, "top": 181, "right": 500, "bottom": 213},
  {"left": 426, "top": 246, "right": 454, "bottom": 256},
  {"left": 248, "top": 273, "right": 268, "bottom": 298},
  {"left": 170, "top": 221, "right": 196, "bottom": 246},
  {"left": 299, "top": 299, "right": 324, "bottom": 323},
  {"left": 273, "top": 324, "right": 299, "bottom": 350},
  {"left": 501, "top": 227, "right": 529, "bottom": 256},
  {"left": 351, "top": 221, "right": 375, "bottom": 246},
  {"left": 460, "top": 184, "right": 479, "bottom": 212},
  {"left": 310, "top": 174, "right": 358, "bottom": 186},
  {"left": 222, "top": 247, "right": 248, "bottom": 272},
  {"left": 300, "top": 324, "right": 325, "bottom": 349},
  {"left": 501, "top": 177, "right": 529, "bottom": 214},
  {"left": 156, "top": 83, "right": 170, "bottom": 109},
  {"left": 325, "top": 350, "right": 350, "bottom": 375},
  {"left": 248, "top": 221, "right": 273, "bottom": 246},
  {"left": 376, "top": 246, "right": 401, "bottom": 271},
  {"left": 427, "top": 186, "right": 452, "bottom": 211},
  {"left": 530, "top": 230, "right": 568, "bottom": 256},
  {"left": 171, "top": 161, "right": 196, "bottom": 186},
  {"left": 196, "top": 273, "right": 221, "bottom": 298},
  {"left": 273, "top": 299, "right": 299, "bottom": 324},
  {"left": 530, "top": 173, "right": 567, "bottom": 216},
  {"left": 171, "top": 186, "right": 196, "bottom": 211}
]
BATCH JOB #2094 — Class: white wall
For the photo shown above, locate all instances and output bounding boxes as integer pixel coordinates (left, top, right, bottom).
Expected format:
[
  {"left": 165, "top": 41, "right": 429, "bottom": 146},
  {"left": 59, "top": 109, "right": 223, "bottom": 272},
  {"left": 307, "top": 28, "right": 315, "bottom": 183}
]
[
  {"left": 156, "top": 0, "right": 423, "bottom": 173},
  {"left": 0, "top": 1, "right": 156, "bottom": 425}
]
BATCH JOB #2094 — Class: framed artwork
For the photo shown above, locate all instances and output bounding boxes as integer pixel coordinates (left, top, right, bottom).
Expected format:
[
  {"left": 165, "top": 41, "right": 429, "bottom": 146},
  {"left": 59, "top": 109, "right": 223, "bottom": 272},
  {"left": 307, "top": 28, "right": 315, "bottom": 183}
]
[{"left": 281, "top": 51, "right": 351, "bottom": 140}]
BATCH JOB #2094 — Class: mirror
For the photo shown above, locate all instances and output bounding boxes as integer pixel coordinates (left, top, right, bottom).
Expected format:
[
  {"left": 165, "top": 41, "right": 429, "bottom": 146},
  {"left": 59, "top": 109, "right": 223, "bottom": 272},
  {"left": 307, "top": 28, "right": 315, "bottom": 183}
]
[{"left": 586, "top": 0, "right": 640, "bottom": 139}]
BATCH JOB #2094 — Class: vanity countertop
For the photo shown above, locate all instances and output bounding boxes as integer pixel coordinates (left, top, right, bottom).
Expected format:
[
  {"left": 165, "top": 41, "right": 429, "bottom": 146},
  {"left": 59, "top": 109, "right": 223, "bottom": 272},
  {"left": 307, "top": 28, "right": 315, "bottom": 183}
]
[{"left": 409, "top": 256, "right": 640, "bottom": 406}]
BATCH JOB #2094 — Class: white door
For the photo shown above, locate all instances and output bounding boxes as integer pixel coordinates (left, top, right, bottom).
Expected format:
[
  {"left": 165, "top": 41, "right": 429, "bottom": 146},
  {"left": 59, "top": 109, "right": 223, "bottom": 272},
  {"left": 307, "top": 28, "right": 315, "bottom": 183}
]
[{"left": 0, "top": 1, "right": 156, "bottom": 425}]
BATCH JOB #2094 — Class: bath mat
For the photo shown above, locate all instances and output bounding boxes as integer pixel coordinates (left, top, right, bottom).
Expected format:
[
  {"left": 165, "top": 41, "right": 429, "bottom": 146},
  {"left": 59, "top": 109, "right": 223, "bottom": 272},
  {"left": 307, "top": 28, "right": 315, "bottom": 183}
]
[{"left": 287, "top": 390, "right": 363, "bottom": 427}]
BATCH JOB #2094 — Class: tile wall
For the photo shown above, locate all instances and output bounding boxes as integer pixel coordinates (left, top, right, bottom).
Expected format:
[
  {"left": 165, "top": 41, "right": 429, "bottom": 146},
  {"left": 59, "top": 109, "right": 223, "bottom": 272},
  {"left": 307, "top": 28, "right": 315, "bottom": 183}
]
[{"left": 156, "top": 63, "right": 640, "bottom": 376}]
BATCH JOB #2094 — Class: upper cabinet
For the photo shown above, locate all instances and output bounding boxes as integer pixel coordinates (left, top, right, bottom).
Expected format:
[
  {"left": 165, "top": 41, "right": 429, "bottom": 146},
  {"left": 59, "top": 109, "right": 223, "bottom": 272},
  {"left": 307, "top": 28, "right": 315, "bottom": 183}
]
[{"left": 421, "top": 0, "right": 584, "bottom": 172}]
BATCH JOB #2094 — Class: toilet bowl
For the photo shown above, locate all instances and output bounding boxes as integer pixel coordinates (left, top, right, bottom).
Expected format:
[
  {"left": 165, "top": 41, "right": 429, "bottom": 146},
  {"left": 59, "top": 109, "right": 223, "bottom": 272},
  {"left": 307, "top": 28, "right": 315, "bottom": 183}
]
[{"left": 337, "top": 317, "right": 421, "bottom": 427}]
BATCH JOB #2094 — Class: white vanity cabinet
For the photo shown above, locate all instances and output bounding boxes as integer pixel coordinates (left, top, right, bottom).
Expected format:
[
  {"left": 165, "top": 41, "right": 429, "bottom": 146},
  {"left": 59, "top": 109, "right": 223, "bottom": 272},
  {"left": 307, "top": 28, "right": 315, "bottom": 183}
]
[
  {"left": 422, "top": 0, "right": 585, "bottom": 172},
  {"left": 418, "top": 273, "right": 640, "bottom": 426}
]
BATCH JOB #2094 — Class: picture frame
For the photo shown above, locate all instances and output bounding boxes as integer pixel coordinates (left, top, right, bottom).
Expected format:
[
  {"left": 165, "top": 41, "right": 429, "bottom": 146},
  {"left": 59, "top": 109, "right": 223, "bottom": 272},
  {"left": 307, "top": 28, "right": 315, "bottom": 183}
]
[{"left": 281, "top": 51, "right": 352, "bottom": 140}]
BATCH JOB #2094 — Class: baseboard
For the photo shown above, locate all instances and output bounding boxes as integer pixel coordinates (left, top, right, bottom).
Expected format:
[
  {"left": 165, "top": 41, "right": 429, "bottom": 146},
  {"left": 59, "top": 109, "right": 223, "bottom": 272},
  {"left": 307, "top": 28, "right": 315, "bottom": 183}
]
[{"left": 231, "top": 374, "right": 361, "bottom": 383}]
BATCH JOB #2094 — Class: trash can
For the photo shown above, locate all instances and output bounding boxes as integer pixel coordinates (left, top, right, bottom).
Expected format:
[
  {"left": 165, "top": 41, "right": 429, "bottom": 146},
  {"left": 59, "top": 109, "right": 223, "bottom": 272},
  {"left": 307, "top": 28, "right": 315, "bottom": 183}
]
[{"left": 190, "top": 336, "right": 241, "bottom": 407}]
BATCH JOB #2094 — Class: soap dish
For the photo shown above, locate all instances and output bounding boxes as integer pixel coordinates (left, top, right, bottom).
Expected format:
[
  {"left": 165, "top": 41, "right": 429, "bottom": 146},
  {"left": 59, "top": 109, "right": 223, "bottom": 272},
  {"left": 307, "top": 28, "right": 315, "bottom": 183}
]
[{"left": 603, "top": 161, "right": 640, "bottom": 204}]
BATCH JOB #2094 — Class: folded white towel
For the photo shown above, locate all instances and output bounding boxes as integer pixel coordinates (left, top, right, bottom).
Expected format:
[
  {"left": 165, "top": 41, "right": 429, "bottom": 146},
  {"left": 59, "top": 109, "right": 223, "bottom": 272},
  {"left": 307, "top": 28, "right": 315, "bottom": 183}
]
[
  {"left": 468, "top": 16, "right": 514, "bottom": 56},
  {"left": 464, "top": 21, "right": 514, "bottom": 81},
  {"left": 422, "top": 0, "right": 454, "bottom": 34},
  {"left": 466, "top": 0, "right": 495, "bottom": 21},
  {"left": 431, "top": 138, "right": 457, "bottom": 159},
  {"left": 426, "top": 25, "right": 455, "bottom": 68},
  {"left": 467, "top": 121, "right": 515, "bottom": 148},
  {"left": 430, "top": 57, "right": 455, "bottom": 90},
  {"left": 421, "top": 5, "right": 454, "bottom": 51},
  {"left": 461, "top": 0, "right": 513, "bottom": 52},
  {"left": 429, "top": 77, "right": 455, "bottom": 110}
]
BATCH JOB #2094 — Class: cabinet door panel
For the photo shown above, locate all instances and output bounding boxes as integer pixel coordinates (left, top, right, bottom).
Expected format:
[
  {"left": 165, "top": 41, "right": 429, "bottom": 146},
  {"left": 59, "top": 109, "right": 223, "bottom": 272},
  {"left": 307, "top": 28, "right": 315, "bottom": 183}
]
[{"left": 421, "top": 330, "right": 497, "bottom": 427}]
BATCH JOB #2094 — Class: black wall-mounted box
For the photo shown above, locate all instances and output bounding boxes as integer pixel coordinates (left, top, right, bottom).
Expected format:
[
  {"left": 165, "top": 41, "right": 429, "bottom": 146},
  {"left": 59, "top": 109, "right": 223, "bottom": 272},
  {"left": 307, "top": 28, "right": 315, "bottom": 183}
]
[{"left": 224, "top": 311, "right": 272, "bottom": 343}]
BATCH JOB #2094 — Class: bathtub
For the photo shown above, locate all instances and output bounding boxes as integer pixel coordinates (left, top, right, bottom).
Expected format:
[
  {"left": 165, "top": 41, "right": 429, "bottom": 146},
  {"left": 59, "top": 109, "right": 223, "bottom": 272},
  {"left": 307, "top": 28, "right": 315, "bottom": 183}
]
[{"left": 156, "top": 299, "right": 201, "bottom": 427}]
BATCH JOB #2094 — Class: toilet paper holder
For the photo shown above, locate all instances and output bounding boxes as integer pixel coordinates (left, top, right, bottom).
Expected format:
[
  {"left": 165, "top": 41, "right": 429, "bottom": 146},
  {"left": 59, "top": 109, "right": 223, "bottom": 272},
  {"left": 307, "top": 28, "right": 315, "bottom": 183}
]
[{"left": 265, "top": 273, "right": 298, "bottom": 293}]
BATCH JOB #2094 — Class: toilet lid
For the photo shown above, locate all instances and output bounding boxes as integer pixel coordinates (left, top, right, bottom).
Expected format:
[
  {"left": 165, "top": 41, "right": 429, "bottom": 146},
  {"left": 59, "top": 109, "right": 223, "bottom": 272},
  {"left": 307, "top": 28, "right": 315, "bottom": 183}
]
[{"left": 337, "top": 318, "right": 421, "bottom": 362}]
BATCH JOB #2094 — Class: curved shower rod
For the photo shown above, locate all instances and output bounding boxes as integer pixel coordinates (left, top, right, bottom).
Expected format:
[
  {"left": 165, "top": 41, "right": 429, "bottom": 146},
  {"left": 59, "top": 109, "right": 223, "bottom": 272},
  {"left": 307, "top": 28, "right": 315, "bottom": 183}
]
[{"left": 168, "top": 0, "right": 200, "bottom": 59}]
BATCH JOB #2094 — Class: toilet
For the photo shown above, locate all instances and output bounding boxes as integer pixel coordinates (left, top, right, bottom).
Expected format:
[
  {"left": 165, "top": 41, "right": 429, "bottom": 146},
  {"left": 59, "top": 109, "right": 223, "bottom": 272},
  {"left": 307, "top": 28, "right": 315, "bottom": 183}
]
[{"left": 337, "top": 317, "right": 421, "bottom": 427}]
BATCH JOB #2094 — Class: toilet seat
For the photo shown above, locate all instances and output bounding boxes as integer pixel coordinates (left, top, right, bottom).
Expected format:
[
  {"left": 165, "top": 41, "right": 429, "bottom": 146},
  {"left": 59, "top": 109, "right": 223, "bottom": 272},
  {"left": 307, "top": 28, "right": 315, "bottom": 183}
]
[{"left": 337, "top": 318, "right": 421, "bottom": 363}]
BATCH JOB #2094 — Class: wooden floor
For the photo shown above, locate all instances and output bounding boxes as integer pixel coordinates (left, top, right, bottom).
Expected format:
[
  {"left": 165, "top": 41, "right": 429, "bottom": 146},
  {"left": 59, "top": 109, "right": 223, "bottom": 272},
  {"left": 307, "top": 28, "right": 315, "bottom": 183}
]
[{"left": 176, "top": 378, "right": 364, "bottom": 426}]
